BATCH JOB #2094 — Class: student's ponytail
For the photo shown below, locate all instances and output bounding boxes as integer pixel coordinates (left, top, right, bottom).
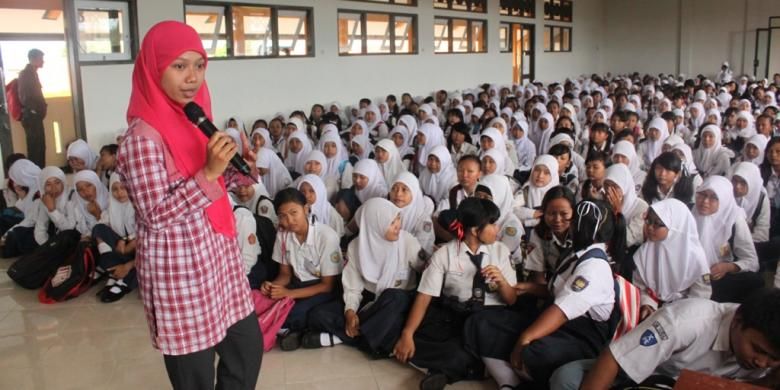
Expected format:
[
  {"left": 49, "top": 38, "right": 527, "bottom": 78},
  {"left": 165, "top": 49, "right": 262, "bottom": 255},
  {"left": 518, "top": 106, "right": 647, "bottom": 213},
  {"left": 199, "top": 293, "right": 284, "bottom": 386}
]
[{"left": 450, "top": 197, "right": 500, "bottom": 241}]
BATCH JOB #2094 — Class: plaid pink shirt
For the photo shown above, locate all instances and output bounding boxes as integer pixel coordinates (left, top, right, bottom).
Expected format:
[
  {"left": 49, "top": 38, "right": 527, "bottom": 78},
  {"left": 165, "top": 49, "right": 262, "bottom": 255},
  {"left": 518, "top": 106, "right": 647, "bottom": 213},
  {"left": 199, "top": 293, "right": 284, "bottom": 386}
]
[{"left": 117, "top": 119, "right": 254, "bottom": 356}]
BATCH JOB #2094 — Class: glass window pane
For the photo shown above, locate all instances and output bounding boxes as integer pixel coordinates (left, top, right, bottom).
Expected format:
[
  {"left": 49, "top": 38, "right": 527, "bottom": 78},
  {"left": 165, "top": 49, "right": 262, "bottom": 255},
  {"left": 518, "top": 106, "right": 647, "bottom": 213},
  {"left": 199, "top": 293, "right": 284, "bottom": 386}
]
[
  {"left": 394, "top": 16, "right": 414, "bottom": 54},
  {"left": 278, "top": 9, "right": 308, "bottom": 56},
  {"left": 0, "top": 8, "right": 64, "bottom": 34},
  {"left": 499, "top": 24, "right": 509, "bottom": 52},
  {"left": 232, "top": 6, "right": 272, "bottom": 57},
  {"left": 552, "top": 26, "right": 561, "bottom": 51},
  {"left": 452, "top": 1, "right": 468, "bottom": 11},
  {"left": 452, "top": 19, "right": 468, "bottom": 53},
  {"left": 562, "top": 28, "right": 570, "bottom": 51},
  {"left": 433, "top": 0, "right": 449, "bottom": 9},
  {"left": 543, "top": 26, "right": 551, "bottom": 51},
  {"left": 471, "top": 0, "right": 486, "bottom": 12},
  {"left": 470, "top": 20, "right": 485, "bottom": 52},
  {"left": 338, "top": 13, "right": 363, "bottom": 55},
  {"left": 76, "top": 9, "right": 126, "bottom": 55},
  {"left": 433, "top": 18, "right": 449, "bottom": 53},
  {"left": 365, "top": 13, "right": 390, "bottom": 54},
  {"left": 186, "top": 5, "right": 228, "bottom": 58}
]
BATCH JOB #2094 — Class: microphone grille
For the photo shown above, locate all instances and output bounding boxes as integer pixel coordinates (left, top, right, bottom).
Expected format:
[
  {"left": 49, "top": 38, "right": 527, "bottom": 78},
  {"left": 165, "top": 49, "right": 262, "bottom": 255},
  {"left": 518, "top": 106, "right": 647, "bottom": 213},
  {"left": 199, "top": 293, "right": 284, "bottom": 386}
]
[{"left": 183, "top": 102, "right": 205, "bottom": 124}]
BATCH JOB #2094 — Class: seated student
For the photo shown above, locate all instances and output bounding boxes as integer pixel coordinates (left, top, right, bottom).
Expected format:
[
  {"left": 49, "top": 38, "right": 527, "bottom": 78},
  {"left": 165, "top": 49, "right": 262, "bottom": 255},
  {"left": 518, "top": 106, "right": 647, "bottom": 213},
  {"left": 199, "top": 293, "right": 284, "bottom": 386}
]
[
  {"left": 671, "top": 143, "right": 705, "bottom": 190},
  {"left": 579, "top": 290, "right": 780, "bottom": 390},
  {"left": 352, "top": 159, "right": 387, "bottom": 205},
  {"left": 584, "top": 122, "right": 613, "bottom": 161},
  {"left": 467, "top": 199, "right": 621, "bottom": 389},
  {"left": 535, "top": 112, "right": 556, "bottom": 154},
  {"left": 264, "top": 188, "right": 344, "bottom": 351},
  {"left": 548, "top": 144, "right": 579, "bottom": 194},
  {"left": 390, "top": 172, "right": 435, "bottom": 257},
  {"left": 349, "top": 133, "right": 372, "bottom": 164},
  {"left": 229, "top": 176, "right": 277, "bottom": 225},
  {"left": 549, "top": 131, "right": 586, "bottom": 183},
  {"left": 318, "top": 129, "right": 353, "bottom": 195},
  {"left": 603, "top": 163, "right": 649, "bottom": 250},
  {"left": 284, "top": 130, "right": 313, "bottom": 178},
  {"left": 637, "top": 117, "right": 669, "bottom": 171},
  {"left": 510, "top": 119, "right": 536, "bottom": 178},
  {"left": 730, "top": 162, "right": 770, "bottom": 243},
  {"left": 389, "top": 125, "right": 415, "bottom": 167},
  {"left": 96, "top": 144, "right": 118, "bottom": 188},
  {"left": 611, "top": 140, "right": 646, "bottom": 194},
  {"left": 641, "top": 152, "right": 696, "bottom": 207},
  {"left": 448, "top": 122, "right": 478, "bottom": 165},
  {"left": 374, "top": 139, "right": 406, "bottom": 187},
  {"left": 92, "top": 174, "right": 137, "bottom": 303},
  {"left": 481, "top": 148, "right": 508, "bottom": 178},
  {"left": 305, "top": 198, "right": 423, "bottom": 353},
  {"left": 433, "top": 155, "right": 483, "bottom": 242},
  {"left": 257, "top": 146, "right": 292, "bottom": 198},
  {"left": 514, "top": 155, "right": 560, "bottom": 228},
  {"left": 633, "top": 198, "right": 711, "bottom": 321},
  {"left": 393, "top": 198, "right": 517, "bottom": 390},
  {"left": 229, "top": 196, "right": 264, "bottom": 290},
  {"left": 694, "top": 176, "right": 762, "bottom": 303},
  {"left": 758, "top": 138, "right": 780, "bottom": 288},
  {"left": 66, "top": 139, "right": 98, "bottom": 173},
  {"left": 738, "top": 134, "right": 768, "bottom": 165},
  {"left": 420, "top": 145, "right": 458, "bottom": 207},
  {"left": 297, "top": 174, "right": 345, "bottom": 237},
  {"left": 1, "top": 159, "right": 41, "bottom": 250},
  {"left": 694, "top": 124, "right": 734, "bottom": 178},
  {"left": 27, "top": 167, "right": 75, "bottom": 252},
  {"left": 480, "top": 174, "right": 525, "bottom": 265},
  {"left": 413, "top": 123, "right": 446, "bottom": 175},
  {"left": 71, "top": 170, "right": 109, "bottom": 240},
  {"left": 481, "top": 127, "right": 517, "bottom": 176},
  {"left": 578, "top": 151, "right": 609, "bottom": 202}
]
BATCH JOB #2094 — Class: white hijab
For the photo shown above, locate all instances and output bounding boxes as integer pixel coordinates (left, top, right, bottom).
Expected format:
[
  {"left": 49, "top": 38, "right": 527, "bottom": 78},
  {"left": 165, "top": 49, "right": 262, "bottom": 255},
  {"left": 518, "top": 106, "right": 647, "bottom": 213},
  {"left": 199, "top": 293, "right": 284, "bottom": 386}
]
[
  {"left": 257, "top": 147, "right": 292, "bottom": 198},
  {"left": 693, "top": 176, "right": 745, "bottom": 266},
  {"left": 634, "top": 198, "right": 709, "bottom": 302},
  {"left": 729, "top": 162, "right": 766, "bottom": 220},
  {"left": 9, "top": 159, "right": 41, "bottom": 216},
  {"left": 351, "top": 133, "right": 372, "bottom": 160},
  {"left": 356, "top": 198, "right": 404, "bottom": 296},
  {"left": 604, "top": 163, "right": 640, "bottom": 219},
  {"left": 482, "top": 148, "right": 506, "bottom": 176},
  {"left": 479, "top": 174, "right": 515, "bottom": 226},
  {"left": 66, "top": 139, "right": 98, "bottom": 171},
  {"left": 689, "top": 102, "right": 706, "bottom": 130},
  {"left": 643, "top": 117, "right": 669, "bottom": 168},
  {"left": 419, "top": 145, "right": 457, "bottom": 204},
  {"left": 526, "top": 155, "right": 560, "bottom": 208},
  {"left": 693, "top": 125, "right": 726, "bottom": 176},
  {"left": 612, "top": 140, "right": 643, "bottom": 180},
  {"left": 297, "top": 174, "right": 330, "bottom": 225},
  {"left": 375, "top": 139, "right": 405, "bottom": 185},
  {"left": 536, "top": 112, "right": 555, "bottom": 154},
  {"left": 38, "top": 166, "right": 68, "bottom": 212},
  {"left": 353, "top": 159, "right": 388, "bottom": 203},
  {"left": 73, "top": 170, "right": 109, "bottom": 226},
  {"left": 671, "top": 143, "right": 698, "bottom": 175},
  {"left": 285, "top": 130, "right": 313, "bottom": 174},
  {"left": 743, "top": 134, "right": 768, "bottom": 165},
  {"left": 318, "top": 131, "right": 349, "bottom": 178},
  {"left": 107, "top": 173, "right": 136, "bottom": 237},
  {"left": 392, "top": 172, "right": 431, "bottom": 232},
  {"left": 389, "top": 126, "right": 414, "bottom": 157},
  {"left": 416, "top": 123, "right": 446, "bottom": 167},
  {"left": 250, "top": 127, "right": 273, "bottom": 152},
  {"left": 303, "top": 150, "right": 328, "bottom": 180}
]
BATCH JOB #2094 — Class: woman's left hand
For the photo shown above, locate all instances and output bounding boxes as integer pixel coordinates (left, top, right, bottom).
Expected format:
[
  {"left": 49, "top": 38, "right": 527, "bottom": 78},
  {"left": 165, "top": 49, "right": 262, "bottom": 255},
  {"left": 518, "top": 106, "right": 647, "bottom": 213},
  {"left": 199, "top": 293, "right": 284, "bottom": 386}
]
[
  {"left": 481, "top": 265, "right": 506, "bottom": 286},
  {"left": 240, "top": 132, "right": 257, "bottom": 166},
  {"left": 710, "top": 262, "right": 738, "bottom": 280}
]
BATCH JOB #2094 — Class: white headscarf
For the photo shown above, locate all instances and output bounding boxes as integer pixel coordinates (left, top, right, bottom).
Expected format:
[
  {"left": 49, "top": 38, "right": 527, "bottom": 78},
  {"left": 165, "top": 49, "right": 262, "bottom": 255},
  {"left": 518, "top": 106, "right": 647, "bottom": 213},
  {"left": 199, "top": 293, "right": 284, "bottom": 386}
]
[
  {"left": 318, "top": 131, "right": 349, "bottom": 178},
  {"left": 416, "top": 123, "right": 446, "bottom": 167},
  {"left": 398, "top": 115, "right": 418, "bottom": 143},
  {"left": 536, "top": 112, "right": 556, "bottom": 154},
  {"left": 672, "top": 143, "right": 698, "bottom": 175},
  {"left": 356, "top": 198, "right": 404, "bottom": 296},
  {"left": 66, "top": 139, "right": 98, "bottom": 171},
  {"left": 73, "top": 170, "right": 109, "bottom": 226},
  {"left": 257, "top": 147, "right": 292, "bottom": 198},
  {"left": 612, "top": 140, "right": 643, "bottom": 180},
  {"left": 729, "top": 162, "right": 766, "bottom": 220},
  {"left": 298, "top": 174, "right": 330, "bottom": 225},
  {"left": 689, "top": 102, "right": 706, "bottom": 130},
  {"left": 362, "top": 104, "right": 383, "bottom": 131},
  {"left": 392, "top": 172, "right": 431, "bottom": 232},
  {"left": 351, "top": 133, "right": 372, "bottom": 160},
  {"left": 107, "top": 173, "right": 136, "bottom": 237},
  {"left": 743, "top": 134, "right": 768, "bottom": 165},
  {"left": 735, "top": 111, "right": 757, "bottom": 139},
  {"left": 693, "top": 176, "right": 745, "bottom": 266},
  {"left": 9, "top": 159, "right": 41, "bottom": 216},
  {"left": 526, "top": 155, "right": 560, "bottom": 208},
  {"left": 693, "top": 125, "right": 726, "bottom": 176},
  {"left": 225, "top": 127, "right": 244, "bottom": 152},
  {"left": 250, "top": 127, "right": 273, "bottom": 152},
  {"left": 479, "top": 174, "right": 515, "bottom": 226},
  {"left": 643, "top": 117, "right": 670, "bottom": 168},
  {"left": 389, "top": 126, "right": 414, "bottom": 157},
  {"left": 375, "top": 139, "right": 405, "bottom": 185},
  {"left": 634, "top": 198, "right": 709, "bottom": 302},
  {"left": 38, "top": 166, "right": 68, "bottom": 212},
  {"left": 419, "top": 145, "right": 457, "bottom": 204},
  {"left": 303, "top": 150, "right": 328, "bottom": 180},
  {"left": 285, "top": 130, "right": 313, "bottom": 174},
  {"left": 353, "top": 159, "right": 388, "bottom": 203},
  {"left": 604, "top": 163, "right": 640, "bottom": 218},
  {"left": 482, "top": 148, "right": 506, "bottom": 176}
]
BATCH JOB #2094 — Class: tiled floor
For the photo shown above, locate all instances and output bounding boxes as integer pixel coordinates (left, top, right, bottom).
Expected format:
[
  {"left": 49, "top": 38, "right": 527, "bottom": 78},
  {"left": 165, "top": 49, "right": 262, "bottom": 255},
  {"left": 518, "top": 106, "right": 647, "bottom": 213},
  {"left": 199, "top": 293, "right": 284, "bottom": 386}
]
[{"left": 0, "top": 258, "right": 497, "bottom": 390}]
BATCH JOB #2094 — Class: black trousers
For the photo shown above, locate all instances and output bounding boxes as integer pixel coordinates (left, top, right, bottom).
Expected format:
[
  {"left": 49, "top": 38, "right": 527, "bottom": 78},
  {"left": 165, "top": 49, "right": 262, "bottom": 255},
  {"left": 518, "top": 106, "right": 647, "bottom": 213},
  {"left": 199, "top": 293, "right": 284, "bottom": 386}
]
[
  {"left": 163, "top": 313, "right": 263, "bottom": 390},
  {"left": 91, "top": 224, "right": 137, "bottom": 288},
  {"left": 2, "top": 226, "right": 38, "bottom": 258},
  {"left": 307, "top": 288, "right": 413, "bottom": 354},
  {"left": 21, "top": 112, "right": 45, "bottom": 168},
  {"left": 711, "top": 271, "right": 765, "bottom": 303}
]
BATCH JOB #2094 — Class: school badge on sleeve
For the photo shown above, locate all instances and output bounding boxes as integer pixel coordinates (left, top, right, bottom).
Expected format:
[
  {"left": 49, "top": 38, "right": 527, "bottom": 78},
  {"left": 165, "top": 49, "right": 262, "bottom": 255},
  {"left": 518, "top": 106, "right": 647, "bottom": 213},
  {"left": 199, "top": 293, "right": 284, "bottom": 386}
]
[
  {"left": 571, "top": 276, "right": 589, "bottom": 292},
  {"left": 504, "top": 227, "right": 517, "bottom": 237},
  {"left": 640, "top": 329, "right": 658, "bottom": 347},
  {"left": 330, "top": 251, "right": 341, "bottom": 263},
  {"left": 423, "top": 221, "right": 432, "bottom": 232}
]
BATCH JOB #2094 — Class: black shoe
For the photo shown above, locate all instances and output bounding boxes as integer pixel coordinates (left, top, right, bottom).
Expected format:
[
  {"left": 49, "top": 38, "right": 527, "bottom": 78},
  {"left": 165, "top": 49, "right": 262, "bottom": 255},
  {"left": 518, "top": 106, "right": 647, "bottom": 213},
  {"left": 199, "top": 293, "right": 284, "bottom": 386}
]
[
  {"left": 419, "top": 371, "right": 448, "bottom": 390},
  {"left": 100, "top": 284, "right": 131, "bottom": 303},
  {"left": 278, "top": 331, "right": 302, "bottom": 351},
  {"left": 302, "top": 332, "right": 332, "bottom": 349}
]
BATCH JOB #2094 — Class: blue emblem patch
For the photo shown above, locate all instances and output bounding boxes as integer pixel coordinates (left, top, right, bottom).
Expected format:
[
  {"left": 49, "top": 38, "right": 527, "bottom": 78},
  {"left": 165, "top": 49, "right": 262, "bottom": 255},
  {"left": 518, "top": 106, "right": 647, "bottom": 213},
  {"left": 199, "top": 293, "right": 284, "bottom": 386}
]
[{"left": 640, "top": 329, "right": 658, "bottom": 347}]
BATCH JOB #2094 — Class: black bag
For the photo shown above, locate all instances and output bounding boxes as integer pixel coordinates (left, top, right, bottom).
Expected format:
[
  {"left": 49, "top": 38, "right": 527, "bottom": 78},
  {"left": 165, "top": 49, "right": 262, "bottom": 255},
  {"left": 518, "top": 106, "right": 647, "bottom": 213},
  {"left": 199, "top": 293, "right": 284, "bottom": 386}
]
[
  {"left": 7, "top": 229, "right": 80, "bottom": 289},
  {"left": 39, "top": 241, "right": 97, "bottom": 303},
  {"left": 234, "top": 205, "right": 278, "bottom": 289}
]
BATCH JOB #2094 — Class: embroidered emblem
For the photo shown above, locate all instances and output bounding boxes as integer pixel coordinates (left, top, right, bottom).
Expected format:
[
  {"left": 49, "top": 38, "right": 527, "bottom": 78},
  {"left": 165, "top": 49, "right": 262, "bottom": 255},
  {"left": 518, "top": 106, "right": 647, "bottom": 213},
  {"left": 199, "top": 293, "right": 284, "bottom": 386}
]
[
  {"left": 652, "top": 321, "right": 668, "bottom": 341},
  {"left": 719, "top": 244, "right": 731, "bottom": 258},
  {"left": 702, "top": 274, "right": 711, "bottom": 285},
  {"left": 505, "top": 227, "right": 517, "bottom": 237},
  {"left": 248, "top": 234, "right": 257, "bottom": 245},
  {"left": 640, "top": 329, "right": 658, "bottom": 347},
  {"left": 571, "top": 276, "right": 589, "bottom": 292},
  {"left": 423, "top": 221, "right": 432, "bottom": 232},
  {"left": 394, "top": 280, "right": 403, "bottom": 287},
  {"left": 260, "top": 205, "right": 269, "bottom": 214},
  {"left": 330, "top": 251, "right": 341, "bottom": 263}
]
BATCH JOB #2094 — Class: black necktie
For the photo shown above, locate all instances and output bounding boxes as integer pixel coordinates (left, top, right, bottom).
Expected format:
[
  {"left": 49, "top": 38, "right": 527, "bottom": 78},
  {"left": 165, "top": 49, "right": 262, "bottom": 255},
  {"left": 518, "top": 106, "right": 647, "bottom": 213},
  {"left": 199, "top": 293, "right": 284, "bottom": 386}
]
[{"left": 468, "top": 251, "right": 487, "bottom": 303}]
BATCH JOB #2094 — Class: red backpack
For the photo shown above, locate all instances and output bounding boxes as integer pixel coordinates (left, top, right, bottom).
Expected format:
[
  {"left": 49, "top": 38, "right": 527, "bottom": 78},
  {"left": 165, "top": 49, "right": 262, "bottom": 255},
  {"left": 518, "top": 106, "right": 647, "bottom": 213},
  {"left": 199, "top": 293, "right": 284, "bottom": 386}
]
[{"left": 5, "top": 79, "right": 22, "bottom": 121}]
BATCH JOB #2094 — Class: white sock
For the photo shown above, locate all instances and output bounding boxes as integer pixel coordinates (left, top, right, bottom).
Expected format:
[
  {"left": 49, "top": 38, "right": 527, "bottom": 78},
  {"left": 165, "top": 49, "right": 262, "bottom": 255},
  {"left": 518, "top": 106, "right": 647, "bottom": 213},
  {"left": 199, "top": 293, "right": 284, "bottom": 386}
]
[
  {"left": 319, "top": 333, "right": 343, "bottom": 346},
  {"left": 105, "top": 278, "right": 116, "bottom": 287},
  {"left": 97, "top": 242, "right": 112, "bottom": 254},
  {"left": 277, "top": 328, "right": 289, "bottom": 336},
  {"left": 483, "top": 357, "right": 521, "bottom": 387}
]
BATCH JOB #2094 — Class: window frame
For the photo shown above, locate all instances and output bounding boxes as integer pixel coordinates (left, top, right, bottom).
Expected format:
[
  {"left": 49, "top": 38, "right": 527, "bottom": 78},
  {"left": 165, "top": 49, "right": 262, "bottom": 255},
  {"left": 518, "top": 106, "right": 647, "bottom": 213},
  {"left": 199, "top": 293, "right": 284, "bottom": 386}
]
[
  {"left": 184, "top": 1, "right": 315, "bottom": 60},
  {"left": 433, "top": 16, "right": 487, "bottom": 54},
  {"left": 544, "top": 0, "right": 573, "bottom": 22},
  {"left": 499, "top": 0, "right": 535, "bottom": 18},
  {"left": 433, "top": 0, "right": 487, "bottom": 14},
  {"left": 71, "top": 0, "right": 138, "bottom": 63},
  {"left": 337, "top": 9, "right": 418, "bottom": 56},
  {"left": 543, "top": 25, "right": 572, "bottom": 53},
  {"left": 346, "top": 0, "right": 418, "bottom": 6}
]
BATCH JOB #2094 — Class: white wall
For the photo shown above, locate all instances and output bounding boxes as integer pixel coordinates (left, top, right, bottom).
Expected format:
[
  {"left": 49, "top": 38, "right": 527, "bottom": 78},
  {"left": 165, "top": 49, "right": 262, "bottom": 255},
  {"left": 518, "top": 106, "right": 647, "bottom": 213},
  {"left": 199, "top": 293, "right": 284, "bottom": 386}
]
[
  {"left": 601, "top": 0, "right": 780, "bottom": 78},
  {"left": 79, "top": 0, "right": 602, "bottom": 148}
]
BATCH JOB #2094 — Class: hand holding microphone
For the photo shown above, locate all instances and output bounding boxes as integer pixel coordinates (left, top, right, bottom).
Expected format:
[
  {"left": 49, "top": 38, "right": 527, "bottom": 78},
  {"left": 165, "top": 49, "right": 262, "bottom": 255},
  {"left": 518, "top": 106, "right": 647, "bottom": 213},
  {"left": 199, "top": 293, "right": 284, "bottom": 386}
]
[{"left": 183, "top": 102, "right": 256, "bottom": 182}]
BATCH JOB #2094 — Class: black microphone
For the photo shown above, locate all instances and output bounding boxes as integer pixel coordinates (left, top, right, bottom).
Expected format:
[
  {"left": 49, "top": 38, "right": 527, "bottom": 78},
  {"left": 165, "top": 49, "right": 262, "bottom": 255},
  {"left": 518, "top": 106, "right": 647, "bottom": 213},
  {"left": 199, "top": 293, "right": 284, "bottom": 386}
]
[{"left": 183, "top": 102, "right": 255, "bottom": 180}]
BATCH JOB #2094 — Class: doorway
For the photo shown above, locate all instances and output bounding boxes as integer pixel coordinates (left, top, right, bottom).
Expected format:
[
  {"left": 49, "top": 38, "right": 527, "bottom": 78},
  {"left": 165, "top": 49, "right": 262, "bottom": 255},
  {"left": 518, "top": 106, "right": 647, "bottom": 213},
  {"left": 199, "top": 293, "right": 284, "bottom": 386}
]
[
  {"left": 511, "top": 23, "right": 534, "bottom": 84},
  {"left": 753, "top": 16, "right": 780, "bottom": 79}
]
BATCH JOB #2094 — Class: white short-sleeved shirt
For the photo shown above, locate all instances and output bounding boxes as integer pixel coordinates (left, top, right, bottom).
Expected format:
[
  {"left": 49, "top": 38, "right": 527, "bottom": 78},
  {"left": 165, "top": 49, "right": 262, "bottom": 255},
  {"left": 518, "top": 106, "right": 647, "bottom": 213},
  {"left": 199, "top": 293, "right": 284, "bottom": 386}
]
[
  {"left": 610, "top": 299, "right": 767, "bottom": 384},
  {"left": 498, "top": 214, "right": 524, "bottom": 264},
  {"left": 549, "top": 243, "right": 615, "bottom": 321},
  {"left": 524, "top": 229, "right": 570, "bottom": 274},
  {"left": 272, "top": 222, "right": 343, "bottom": 283},
  {"left": 417, "top": 240, "right": 517, "bottom": 306},
  {"left": 233, "top": 206, "right": 260, "bottom": 275}
]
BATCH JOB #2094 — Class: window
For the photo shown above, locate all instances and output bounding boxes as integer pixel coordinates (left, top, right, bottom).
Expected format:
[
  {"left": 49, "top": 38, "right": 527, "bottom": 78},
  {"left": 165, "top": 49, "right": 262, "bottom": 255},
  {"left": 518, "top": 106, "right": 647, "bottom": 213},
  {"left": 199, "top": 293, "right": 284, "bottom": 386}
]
[
  {"left": 544, "top": 25, "right": 571, "bottom": 52},
  {"left": 73, "top": 0, "right": 135, "bottom": 62},
  {"left": 544, "top": 0, "right": 573, "bottom": 22},
  {"left": 338, "top": 11, "right": 417, "bottom": 55},
  {"left": 433, "top": 0, "right": 486, "bottom": 13},
  {"left": 185, "top": 3, "right": 313, "bottom": 58},
  {"left": 499, "top": 23, "right": 510, "bottom": 52},
  {"left": 434, "top": 17, "right": 486, "bottom": 54},
  {"left": 348, "top": 0, "right": 416, "bottom": 5},
  {"left": 500, "top": 22, "right": 534, "bottom": 54},
  {"left": 500, "top": 0, "right": 535, "bottom": 18}
]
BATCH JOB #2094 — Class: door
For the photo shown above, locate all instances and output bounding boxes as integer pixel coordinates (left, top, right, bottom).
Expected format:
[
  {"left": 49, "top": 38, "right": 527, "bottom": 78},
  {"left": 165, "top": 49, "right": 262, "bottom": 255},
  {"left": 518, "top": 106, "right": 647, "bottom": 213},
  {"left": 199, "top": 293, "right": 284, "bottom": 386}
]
[
  {"left": 0, "top": 46, "right": 12, "bottom": 175},
  {"left": 511, "top": 24, "right": 534, "bottom": 84},
  {"left": 0, "top": 2, "right": 77, "bottom": 168},
  {"left": 755, "top": 28, "right": 769, "bottom": 79}
]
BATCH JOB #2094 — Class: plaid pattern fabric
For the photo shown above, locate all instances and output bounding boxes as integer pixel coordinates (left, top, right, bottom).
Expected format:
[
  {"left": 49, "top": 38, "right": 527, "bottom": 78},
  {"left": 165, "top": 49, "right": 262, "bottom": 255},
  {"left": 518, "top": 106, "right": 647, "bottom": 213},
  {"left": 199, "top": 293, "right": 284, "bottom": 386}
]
[
  {"left": 612, "top": 274, "right": 641, "bottom": 341},
  {"left": 117, "top": 120, "right": 253, "bottom": 356}
]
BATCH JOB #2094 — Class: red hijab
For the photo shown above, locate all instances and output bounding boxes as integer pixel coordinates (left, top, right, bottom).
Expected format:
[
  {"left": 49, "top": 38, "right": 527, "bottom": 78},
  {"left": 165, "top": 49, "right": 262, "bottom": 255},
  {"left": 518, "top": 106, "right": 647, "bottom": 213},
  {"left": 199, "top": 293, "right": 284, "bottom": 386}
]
[{"left": 127, "top": 21, "right": 235, "bottom": 237}]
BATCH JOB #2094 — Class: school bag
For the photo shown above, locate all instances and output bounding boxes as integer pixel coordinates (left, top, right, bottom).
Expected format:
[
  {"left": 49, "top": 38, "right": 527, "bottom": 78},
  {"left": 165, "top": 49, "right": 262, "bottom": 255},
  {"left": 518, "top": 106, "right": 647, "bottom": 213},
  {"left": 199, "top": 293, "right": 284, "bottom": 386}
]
[
  {"left": 38, "top": 241, "right": 97, "bottom": 303},
  {"left": 234, "top": 205, "right": 278, "bottom": 288},
  {"left": 7, "top": 229, "right": 81, "bottom": 289},
  {"left": 5, "top": 79, "right": 22, "bottom": 121},
  {"left": 250, "top": 290, "right": 295, "bottom": 352}
]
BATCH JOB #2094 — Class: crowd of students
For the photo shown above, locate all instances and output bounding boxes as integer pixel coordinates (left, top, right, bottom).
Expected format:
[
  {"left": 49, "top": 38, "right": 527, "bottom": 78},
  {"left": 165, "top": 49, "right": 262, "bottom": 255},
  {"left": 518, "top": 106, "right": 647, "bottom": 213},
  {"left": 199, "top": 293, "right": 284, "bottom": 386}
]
[{"left": 3, "top": 69, "right": 780, "bottom": 389}]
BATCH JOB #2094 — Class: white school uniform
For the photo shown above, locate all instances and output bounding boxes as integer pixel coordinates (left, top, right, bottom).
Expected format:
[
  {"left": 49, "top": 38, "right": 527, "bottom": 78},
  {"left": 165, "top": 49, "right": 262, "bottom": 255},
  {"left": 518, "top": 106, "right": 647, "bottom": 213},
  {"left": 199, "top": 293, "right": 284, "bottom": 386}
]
[
  {"left": 272, "top": 221, "right": 343, "bottom": 283},
  {"left": 609, "top": 299, "right": 768, "bottom": 384},
  {"left": 549, "top": 243, "right": 615, "bottom": 322},
  {"left": 70, "top": 170, "right": 109, "bottom": 237},
  {"left": 417, "top": 240, "right": 517, "bottom": 306},
  {"left": 233, "top": 205, "right": 260, "bottom": 275},
  {"left": 524, "top": 229, "right": 570, "bottom": 275}
]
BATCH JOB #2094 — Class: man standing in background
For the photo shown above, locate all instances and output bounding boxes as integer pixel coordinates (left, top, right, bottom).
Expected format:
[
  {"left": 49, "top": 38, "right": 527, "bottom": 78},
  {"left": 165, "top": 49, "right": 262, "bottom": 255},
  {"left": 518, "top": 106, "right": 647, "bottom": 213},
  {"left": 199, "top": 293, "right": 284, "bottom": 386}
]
[{"left": 18, "top": 49, "right": 47, "bottom": 167}]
